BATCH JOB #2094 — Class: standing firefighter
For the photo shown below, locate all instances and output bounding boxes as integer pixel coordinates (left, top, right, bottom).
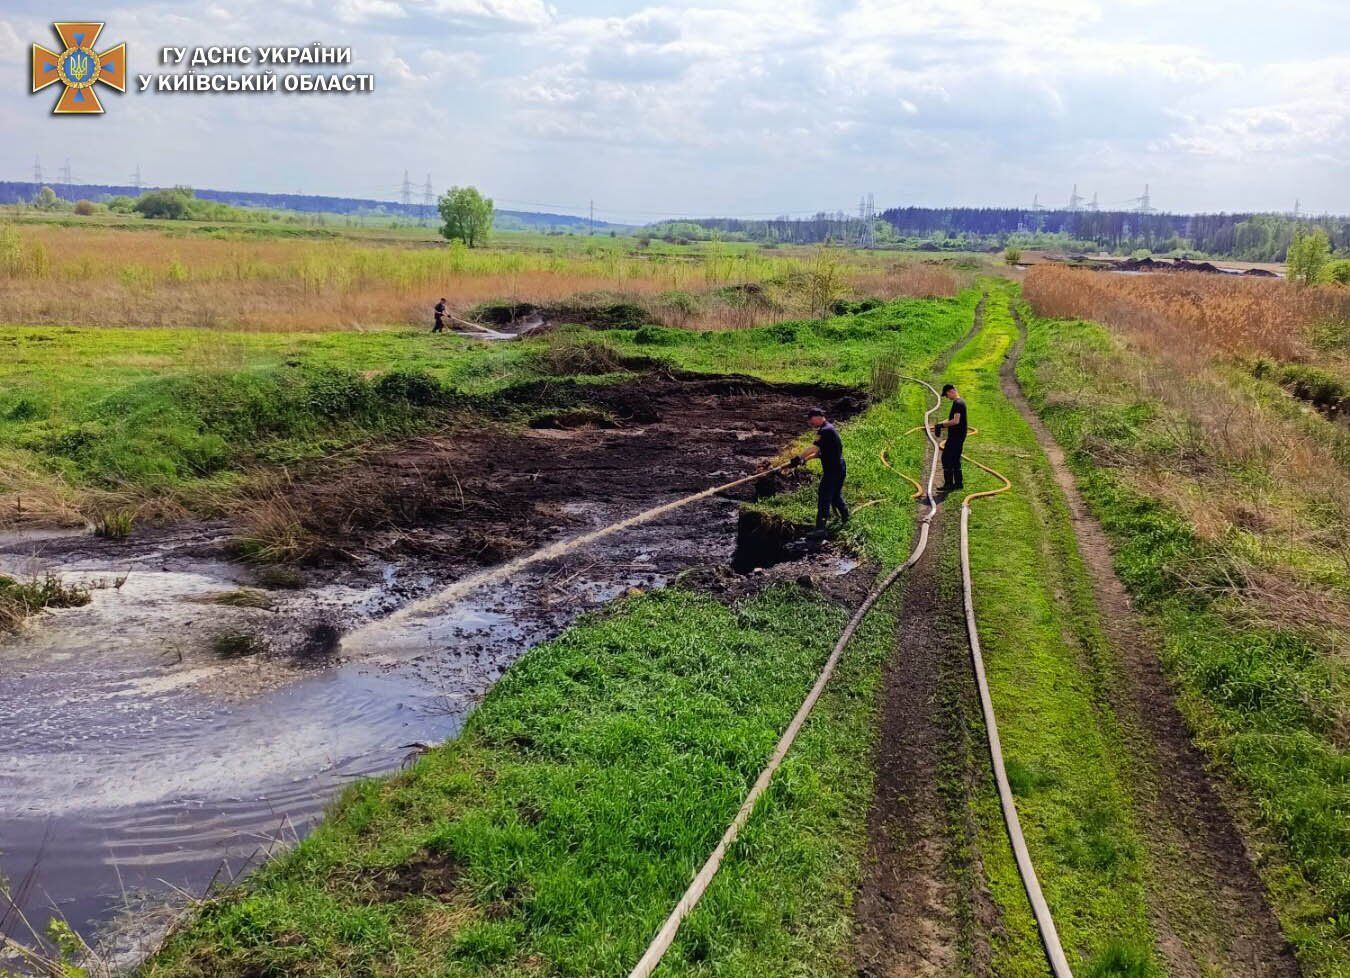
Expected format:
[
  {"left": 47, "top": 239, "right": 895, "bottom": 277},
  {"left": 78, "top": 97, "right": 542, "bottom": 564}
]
[
  {"left": 935, "top": 383, "right": 967, "bottom": 491},
  {"left": 433, "top": 298, "right": 447, "bottom": 333},
  {"left": 792, "top": 407, "right": 850, "bottom": 534}
]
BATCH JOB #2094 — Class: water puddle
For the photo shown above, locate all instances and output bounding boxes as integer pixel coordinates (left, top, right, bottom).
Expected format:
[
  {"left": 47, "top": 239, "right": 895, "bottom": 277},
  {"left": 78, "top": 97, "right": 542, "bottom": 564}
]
[{"left": 0, "top": 498, "right": 738, "bottom": 967}]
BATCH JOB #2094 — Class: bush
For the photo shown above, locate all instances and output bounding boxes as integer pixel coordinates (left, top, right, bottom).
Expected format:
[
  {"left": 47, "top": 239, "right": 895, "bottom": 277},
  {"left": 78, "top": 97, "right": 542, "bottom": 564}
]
[
  {"left": 74, "top": 200, "right": 96, "bottom": 216},
  {"left": 632, "top": 325, "right": 688, "bottom": 346},
  {"left": 374, "top": 369, "right": 450, "bottom": 407},
  {"left": 1288, "top": 227, "right": 1331, "bottom": 286},
  {"left": 1004, "top": 246, "right": 1023, "bottom": 265},
  {"left": 532, "top": 336, "right": 657, "bottom": 376},
  {"left": 134, "top": 188, "right": 194, "bottom": 220},
  {"left": 830, "top": 298, "right": 883, "bottom": 316}
]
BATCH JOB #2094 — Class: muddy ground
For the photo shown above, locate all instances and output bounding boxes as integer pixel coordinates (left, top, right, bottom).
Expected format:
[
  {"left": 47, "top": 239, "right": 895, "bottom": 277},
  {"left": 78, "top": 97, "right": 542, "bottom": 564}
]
[{"left": 0, "top": 369, "right": 869, "bottom": 968}]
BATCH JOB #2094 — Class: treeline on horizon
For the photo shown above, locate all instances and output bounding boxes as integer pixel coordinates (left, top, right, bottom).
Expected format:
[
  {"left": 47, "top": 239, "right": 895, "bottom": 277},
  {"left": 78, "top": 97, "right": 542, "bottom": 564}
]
[
  {"left": 3, "top": 179, "right": 1347, "bottom": 260},
  {"left": 652, "top": 208, "right": 1350, "bottom": 261},
  {"left": 0, "top": 182, "right": 618, "bottom": 231}
]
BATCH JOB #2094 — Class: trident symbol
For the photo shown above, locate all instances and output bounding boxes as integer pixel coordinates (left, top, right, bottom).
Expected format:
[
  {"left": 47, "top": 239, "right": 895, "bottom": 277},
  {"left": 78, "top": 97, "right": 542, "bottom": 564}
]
[{"left": 68, "top": 51, "right": 92, "bottom": 83}]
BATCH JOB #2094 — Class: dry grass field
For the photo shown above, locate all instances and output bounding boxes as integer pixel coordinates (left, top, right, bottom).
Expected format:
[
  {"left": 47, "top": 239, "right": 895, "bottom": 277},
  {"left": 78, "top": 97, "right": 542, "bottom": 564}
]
[{"left": 0, "top": 223, "right": 964, "bottom": 333}]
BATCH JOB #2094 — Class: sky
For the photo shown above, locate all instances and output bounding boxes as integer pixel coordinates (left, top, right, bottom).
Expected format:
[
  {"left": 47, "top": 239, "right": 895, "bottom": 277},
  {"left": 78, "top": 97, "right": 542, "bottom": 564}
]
[{"left": 2, "top": 0, "right": 1348, "bottom": 221}]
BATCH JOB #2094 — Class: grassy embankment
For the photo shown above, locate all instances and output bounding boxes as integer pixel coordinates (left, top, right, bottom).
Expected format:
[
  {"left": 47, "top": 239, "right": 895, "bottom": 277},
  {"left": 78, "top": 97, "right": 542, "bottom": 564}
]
[
  {"left": 1017, "top": 294, "right": 1349, "bottom": 976},
  {"left": 138, "top": 293, "right": 977, "bottom": 977}
]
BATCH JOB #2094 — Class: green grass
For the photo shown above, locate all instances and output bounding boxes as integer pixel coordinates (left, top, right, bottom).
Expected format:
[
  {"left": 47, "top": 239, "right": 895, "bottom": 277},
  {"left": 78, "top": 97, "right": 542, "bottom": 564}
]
[
  {"left": 936, "top": 288, "right": 1162, "bottom": 976},
  {"left": 135, "top": 286, "right": 1198, "bottom": 976},
  {"left": 134, "top": 294, "right": 976, "bottom": 977},
  {"left": 144, "top": 587, "right": 897, "bottom": 978},
  {"left": 1017, "top": 308, "right": 1349, "bottom": 976},
  {"left": 0, "top": 295, "right": 972, "bottom": 511}
]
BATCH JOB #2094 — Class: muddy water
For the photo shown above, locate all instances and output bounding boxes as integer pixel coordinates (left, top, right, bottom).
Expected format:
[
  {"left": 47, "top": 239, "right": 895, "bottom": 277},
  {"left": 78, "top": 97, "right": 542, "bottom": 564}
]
[{"left": 0, "top": 498, "right": 740, "bottom": 966}]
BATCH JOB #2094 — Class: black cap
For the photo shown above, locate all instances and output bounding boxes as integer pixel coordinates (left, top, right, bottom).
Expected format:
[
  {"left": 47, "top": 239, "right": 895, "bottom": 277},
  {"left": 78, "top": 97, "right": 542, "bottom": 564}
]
[{"left": 807, "top": 406, "right": 826, "bottom": 418}]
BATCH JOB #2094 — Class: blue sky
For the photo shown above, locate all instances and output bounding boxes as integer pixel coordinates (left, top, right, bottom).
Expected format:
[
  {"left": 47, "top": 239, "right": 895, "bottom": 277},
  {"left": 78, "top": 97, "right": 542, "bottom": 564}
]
[{"left": 2, "top": 0, "right": 1347, "bottom": 220}]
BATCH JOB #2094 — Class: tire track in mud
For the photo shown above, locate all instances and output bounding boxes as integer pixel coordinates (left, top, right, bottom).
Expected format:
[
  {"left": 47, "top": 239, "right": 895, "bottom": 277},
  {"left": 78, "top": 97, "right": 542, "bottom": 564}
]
[
  {"left": 854, "top": 297, "right": 996, "bottom": 978},
  {"left": 1002, "top": 302, "right": 1301, "bottom": 978},
  {"left": 853, "top": 510, "right": 997, "bottom": 978}
]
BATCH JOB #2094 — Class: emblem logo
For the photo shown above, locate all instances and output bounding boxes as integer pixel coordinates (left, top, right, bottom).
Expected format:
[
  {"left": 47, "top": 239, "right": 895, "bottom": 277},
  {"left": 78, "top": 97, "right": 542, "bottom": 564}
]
[{"left": 32, "top": 22, "right": 127, "bottom": 115}]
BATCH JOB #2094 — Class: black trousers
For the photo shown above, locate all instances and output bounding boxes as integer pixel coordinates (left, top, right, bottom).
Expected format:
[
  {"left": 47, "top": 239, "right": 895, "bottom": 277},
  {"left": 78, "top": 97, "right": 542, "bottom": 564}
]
[
  {"left": 817, "top": 462, "right": 849, "bottom": 527},
  {"left": 941, "top": 436, "right": 965, "bottom": 488}
]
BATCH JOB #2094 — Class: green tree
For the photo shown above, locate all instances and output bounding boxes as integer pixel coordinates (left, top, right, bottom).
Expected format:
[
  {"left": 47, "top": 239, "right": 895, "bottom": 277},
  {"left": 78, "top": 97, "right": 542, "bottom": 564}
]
[
  {"left": 32, "top": 186, "right": 59, "bottom": 210},
  {"left": 1287, "top": 227, "right": 1330, "bottom": 286},
  {"left": 437, "top": 186, "right": 494, "bottom": 248},
  {"left": 133, "top": 187, "right": 195, "bottom": 220}
]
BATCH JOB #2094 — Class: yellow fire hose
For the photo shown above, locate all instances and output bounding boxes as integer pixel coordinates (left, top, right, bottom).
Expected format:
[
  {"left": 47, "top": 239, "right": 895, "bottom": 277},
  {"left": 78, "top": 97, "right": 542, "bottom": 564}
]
[
  {"left": 626, "top": 377, "right": 946, "bottom": 978},
  {"left": 883, "top": 422, "right": 1068, "bottom": 973},
  {"left": 957, "top": 454, "right": 1070, "bottom": 977},
  {"left": 633, "top": 406, "right": 1073, "bottom": 977}
]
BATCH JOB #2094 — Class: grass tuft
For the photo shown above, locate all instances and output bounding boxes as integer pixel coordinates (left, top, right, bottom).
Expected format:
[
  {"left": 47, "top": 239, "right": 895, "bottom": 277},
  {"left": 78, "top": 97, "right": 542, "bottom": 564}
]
[{"left": 0, "top": 573, "right": 91, "bottom": 629}]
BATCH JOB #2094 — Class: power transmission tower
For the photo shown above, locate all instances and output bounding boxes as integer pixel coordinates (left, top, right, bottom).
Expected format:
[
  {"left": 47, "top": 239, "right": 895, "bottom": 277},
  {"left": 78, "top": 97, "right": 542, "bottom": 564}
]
[
  {"left": 400, "top": 170, "right": 413, "bottom": 214},
  {"left": 589, "top": 200, "right": 594, "bottom": 236},
  {"left": 33, "top": 155, "right": 43, "bottom": 185},
  {"left": 856, "top": 193, "right": 876, "bottom": 248},
  {"left": 1087, "top": 191, "right": 1099, "bottom": 212},
  {"left": 1137, "top": 184, "right": 1153, "bottom": 214},
  {"left": 1068, "top": 183, "right": 1085, "bottom": 211},
  {"left": 1031, "top": 193, "right": 1043, "bottom": 211},
  {"left": 421, "top": 174, "right": 433, "bottom": 225},
  {"left": 1293, "top": 198, "right": 1301, "bottom": 219},
  {"left": 59, "top": 158, "right": 73, "bottom": 187},
  {"left": 131, "top": 163, "right": 142, "bottom": 192}
]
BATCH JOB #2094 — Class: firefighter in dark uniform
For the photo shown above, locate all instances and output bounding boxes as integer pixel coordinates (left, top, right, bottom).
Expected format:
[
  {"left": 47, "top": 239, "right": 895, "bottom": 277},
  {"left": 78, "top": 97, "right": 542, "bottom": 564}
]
[
  {"left": 792, "top": 406, "right": 850, "bottom": 533},
  {"left": 433, "top": 298, "right": 447, "bottom": 333},
  {"left": 935, "top": 383, "right": 967, "bottom": 491}
]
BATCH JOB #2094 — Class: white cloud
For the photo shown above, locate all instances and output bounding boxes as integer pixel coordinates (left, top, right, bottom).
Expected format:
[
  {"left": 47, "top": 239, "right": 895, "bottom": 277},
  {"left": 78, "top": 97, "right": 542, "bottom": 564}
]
[
  {"left": 0, "top": 19, "right": 22, "bottom": 63},
  {"left": 2, "top": 0, "right": 1347, "bottom": 214}
]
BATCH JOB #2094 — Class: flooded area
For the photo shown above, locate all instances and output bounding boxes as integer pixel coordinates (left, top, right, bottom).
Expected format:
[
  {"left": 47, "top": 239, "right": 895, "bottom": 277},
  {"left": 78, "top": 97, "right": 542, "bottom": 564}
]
[
  {"left": 0, "top": 500, "right": 742, "bottom": 964},
  {"left": 0, "top": 372, "right": 867, "bottom": 968}
]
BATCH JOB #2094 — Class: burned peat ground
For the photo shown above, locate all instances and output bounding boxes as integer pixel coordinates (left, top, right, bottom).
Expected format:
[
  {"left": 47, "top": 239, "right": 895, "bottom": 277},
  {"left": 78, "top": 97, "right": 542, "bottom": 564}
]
[{"left": 238, "top": 370, "right": 867, "bottom": 581}]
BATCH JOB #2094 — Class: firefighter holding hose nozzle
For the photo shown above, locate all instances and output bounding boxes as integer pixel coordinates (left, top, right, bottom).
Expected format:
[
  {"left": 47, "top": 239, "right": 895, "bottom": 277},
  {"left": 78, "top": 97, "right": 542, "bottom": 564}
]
[
  {"left": 791, "top": 406, "right": 850, "bottom": 536},
  {"left": 934, "top": 383, "right": 967, "bottom": 492}
]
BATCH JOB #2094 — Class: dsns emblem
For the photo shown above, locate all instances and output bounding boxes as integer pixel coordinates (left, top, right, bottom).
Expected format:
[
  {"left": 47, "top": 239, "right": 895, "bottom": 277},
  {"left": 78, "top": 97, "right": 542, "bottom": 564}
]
[{"left": 32, "top": 22, "right": 127, "bottom": 115}]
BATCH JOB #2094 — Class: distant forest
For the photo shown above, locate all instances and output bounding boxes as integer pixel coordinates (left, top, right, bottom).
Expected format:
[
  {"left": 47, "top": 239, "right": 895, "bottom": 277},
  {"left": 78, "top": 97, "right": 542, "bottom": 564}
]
[
  {"left": 0, "top": 181, "right": 624, "bottom": 232},
  {"left": 650, "top": 208, "right": 1350, "bottom": 260},
  {"left": 4, "top": 179, "right": 1346, "bottom": 259}
]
